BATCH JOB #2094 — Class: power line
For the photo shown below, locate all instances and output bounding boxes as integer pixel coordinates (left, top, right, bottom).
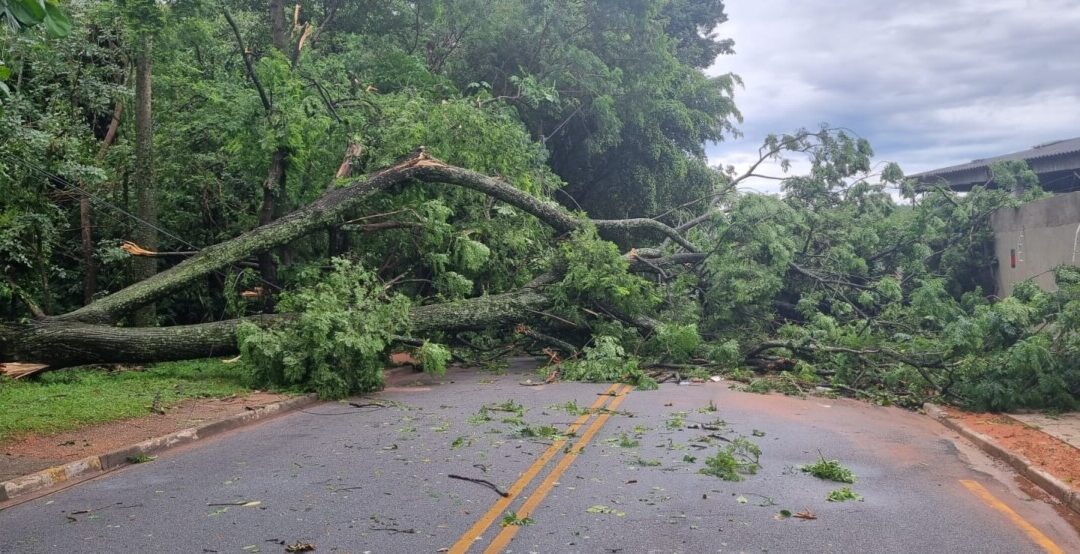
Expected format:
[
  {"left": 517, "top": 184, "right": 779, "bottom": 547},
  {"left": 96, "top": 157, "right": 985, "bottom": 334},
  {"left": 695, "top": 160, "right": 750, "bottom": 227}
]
[
  {"left": 0, "top": 151, "right": 283, "bottom": 291},
  {"left": 0, "top": 151, "right": 201, "bottom": 251}
]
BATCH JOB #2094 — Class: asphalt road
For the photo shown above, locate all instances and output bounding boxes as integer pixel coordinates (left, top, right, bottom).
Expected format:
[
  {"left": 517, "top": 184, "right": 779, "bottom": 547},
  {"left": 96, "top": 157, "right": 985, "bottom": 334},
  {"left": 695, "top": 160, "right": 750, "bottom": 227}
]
[{"left": 2, "top": 360, "right": 1078, "bottom": 553}]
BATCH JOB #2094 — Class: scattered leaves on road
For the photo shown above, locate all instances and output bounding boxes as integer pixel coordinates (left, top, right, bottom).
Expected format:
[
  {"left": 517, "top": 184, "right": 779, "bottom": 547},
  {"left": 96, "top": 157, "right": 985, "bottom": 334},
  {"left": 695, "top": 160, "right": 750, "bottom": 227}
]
[
  {"left": 500, "top": 511, "right": 534, "bottom": 527},
  {"left": 586, "top": 505, "right": 626, "bottom": 516},
  {"left": 826, "top": 486, "right": 863, "bottom": 502},
  {"left": 801, "top": 455, "right": 856, "bottom": 483},
  {"left": 700, "top": 437, "right": 762, "bottom": 481}
]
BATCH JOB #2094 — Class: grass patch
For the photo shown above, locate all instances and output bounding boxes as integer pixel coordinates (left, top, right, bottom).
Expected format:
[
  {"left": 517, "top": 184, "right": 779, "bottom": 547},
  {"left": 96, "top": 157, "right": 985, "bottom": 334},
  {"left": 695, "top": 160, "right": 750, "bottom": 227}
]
[
  {"left": 0, "top": 359, "right": 256, "bottom": 442},
  {"left": 801, "top": 455, "right": 856, "bottom": 483}
]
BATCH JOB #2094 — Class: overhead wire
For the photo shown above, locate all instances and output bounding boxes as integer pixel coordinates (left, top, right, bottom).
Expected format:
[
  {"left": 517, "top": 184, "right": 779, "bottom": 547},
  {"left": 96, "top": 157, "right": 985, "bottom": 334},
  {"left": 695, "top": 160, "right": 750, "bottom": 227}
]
[{"left": 0, "top": 151, "right": 283, "bottom": 292}]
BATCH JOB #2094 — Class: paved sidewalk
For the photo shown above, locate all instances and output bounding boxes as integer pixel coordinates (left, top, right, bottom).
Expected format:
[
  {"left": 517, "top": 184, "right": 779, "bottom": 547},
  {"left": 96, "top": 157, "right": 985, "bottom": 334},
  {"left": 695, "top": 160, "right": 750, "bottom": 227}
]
[{"left": 1009, "top": 412, "right": 1080, "bottom": 451}]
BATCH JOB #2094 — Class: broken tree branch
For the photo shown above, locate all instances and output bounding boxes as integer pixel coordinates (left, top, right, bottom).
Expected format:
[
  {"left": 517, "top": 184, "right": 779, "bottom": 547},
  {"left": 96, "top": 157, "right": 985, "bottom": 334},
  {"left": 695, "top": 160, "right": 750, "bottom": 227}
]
[{"left": 56, "top": 150, "right": 693, "bottom": 324}]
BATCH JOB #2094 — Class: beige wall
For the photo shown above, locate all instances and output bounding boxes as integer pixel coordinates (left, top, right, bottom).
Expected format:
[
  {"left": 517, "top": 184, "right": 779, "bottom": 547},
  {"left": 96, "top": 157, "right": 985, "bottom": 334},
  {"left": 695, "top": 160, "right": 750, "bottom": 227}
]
[{"left": 991, "top": 191, "right": 1080, "bottom": 296}]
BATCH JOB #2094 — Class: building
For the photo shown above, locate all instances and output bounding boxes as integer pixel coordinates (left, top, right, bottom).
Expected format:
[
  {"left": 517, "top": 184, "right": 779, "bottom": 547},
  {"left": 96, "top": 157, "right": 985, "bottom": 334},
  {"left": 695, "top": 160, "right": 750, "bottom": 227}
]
[
  {"left": 912, "top": 137, "right": 1080, "bottom": 193},
  {"left": 911, "top": 138, "right": 1080, "bottom": 296}
]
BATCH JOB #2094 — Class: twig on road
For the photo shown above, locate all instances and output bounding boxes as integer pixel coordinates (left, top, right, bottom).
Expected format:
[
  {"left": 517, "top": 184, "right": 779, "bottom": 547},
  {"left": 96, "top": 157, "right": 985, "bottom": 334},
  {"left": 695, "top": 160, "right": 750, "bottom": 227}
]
[{"left": 448, "top": 474, "right": 510, "bottom": 497}]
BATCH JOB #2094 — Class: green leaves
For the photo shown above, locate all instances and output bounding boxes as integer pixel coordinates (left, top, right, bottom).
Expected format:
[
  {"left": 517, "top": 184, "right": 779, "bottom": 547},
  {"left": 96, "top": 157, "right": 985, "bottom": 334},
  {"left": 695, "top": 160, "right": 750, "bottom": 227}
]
[
  {"left": 42, "top": 1, "right": 69, "bottom": 36},
  {"left": 417, "top": 342, "right": 452, "bottom": 376},
  {"left": 826, "top": 486, "right": 863, "bottom": 502},
  {"left": 9, "top": 0, "right": 46, "bottom": 26},
  {"left": 237, "top": 259, "right": 411, "bottom": 399},
  {"left": 552, "top": 226, "right": 660, "bottom": 317},
  {"left": 801, "top": 456, "right": 856, "bottom": 484},
  {"left": 2, "top": 0, "right": 70, "bottom": 37},
  {"left": 700, "top": 437, "right": 762, "bottom": 481}
]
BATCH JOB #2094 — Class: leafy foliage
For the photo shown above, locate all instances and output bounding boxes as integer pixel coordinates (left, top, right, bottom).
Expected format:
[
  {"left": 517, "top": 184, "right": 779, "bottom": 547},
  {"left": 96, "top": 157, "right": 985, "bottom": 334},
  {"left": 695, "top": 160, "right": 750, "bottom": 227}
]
[
  {"left": 1, "top": 0, "right": 70, "bottom": 37},
  {"left": 648, "top": 323, "right": 702, "bottom": 362},
  {"left": 237, "top": 259, "right": 411, "bottom": 399},
  {"left": 552, "top": 226, "right": 660, "bottom": 317},
  {"left": 801, "top": 456, "right": 856, "bottom": 483},
  {"left": 417, "top": 341, "right": 452, "bottom": 375},
  {"left": 500, "top": 511, "right": 534, "bottom": 527},
  {"left": 559, "top": 336, "right": 657, "bottom": 390},
  {"left": 826, "top": 486, "right": 863, "bottom": 502},
  {"left": 699, "top": 437, "right": 762, "bottom": 481}
]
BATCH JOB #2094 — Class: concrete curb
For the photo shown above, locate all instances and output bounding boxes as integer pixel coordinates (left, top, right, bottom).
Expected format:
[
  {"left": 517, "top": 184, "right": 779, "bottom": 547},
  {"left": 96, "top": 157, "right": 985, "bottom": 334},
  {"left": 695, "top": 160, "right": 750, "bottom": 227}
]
[
  {"left": 1, "top": 393, "right": 319, "bottom": 505},
  {"left": 924, "top": 403, "right": 1080, "bottom": 516}
]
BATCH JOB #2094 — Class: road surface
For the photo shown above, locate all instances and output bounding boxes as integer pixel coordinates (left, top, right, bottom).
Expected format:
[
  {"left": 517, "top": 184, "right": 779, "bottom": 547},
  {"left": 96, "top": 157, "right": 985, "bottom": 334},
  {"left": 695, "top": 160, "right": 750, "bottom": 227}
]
[{"left": 2, "top": 360, "right": 1078, "bottom": 553}]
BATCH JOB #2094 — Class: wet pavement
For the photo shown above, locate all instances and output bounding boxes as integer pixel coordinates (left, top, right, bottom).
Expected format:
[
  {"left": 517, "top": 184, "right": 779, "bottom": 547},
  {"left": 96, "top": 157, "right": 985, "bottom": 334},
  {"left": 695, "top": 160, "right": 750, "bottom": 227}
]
[{"left": 1, "top": 359, "right": 1078, "bottom": 553}]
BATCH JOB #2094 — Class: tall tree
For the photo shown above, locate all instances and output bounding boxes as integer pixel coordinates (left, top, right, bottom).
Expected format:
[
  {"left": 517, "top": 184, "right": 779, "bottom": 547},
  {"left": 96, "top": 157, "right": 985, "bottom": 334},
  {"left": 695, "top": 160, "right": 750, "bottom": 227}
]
[{"left": 130, "top": 28, "right": 156, "bottom": 325}]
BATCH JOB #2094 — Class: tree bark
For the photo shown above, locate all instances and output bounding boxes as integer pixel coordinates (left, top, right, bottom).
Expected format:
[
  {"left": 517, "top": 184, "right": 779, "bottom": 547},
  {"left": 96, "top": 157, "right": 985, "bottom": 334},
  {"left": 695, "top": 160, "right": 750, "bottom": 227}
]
[
  {"left": 258, "top": 149, "right": 287, "bottom": 285},
  {"left": 132, "top": 35, "right": 157, "bottom": 326},
  {"left": 269, "top": 0, "right": 288, "bottom": 53},
  {"left": 1, "top": 287, "right": 552, "bottom": 368},
  {"left": 81, "top": 102, "right": 124, "bottom": 305},
  {"left": 80, "top": 196, "right": 97, "bottom": 305}
]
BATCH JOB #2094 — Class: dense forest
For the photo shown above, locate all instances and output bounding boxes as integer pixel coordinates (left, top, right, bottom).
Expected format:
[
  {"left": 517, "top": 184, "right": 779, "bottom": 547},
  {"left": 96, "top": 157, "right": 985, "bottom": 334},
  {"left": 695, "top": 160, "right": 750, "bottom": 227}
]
[{"left": 1, "top": 0, "right": 1077, "bottom": 411}]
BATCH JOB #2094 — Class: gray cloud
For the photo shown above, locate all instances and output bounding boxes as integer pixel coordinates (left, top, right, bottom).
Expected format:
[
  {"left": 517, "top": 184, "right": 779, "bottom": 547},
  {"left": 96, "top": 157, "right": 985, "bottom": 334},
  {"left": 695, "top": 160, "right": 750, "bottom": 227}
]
[{"left": 706, "top": 0, "right": 1080, "bottom": 191}]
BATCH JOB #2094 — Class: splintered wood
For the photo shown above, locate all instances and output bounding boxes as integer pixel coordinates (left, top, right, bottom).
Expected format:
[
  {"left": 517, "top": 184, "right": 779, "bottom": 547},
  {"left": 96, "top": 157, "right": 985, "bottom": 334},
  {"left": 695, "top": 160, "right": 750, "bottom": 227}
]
[{"left": 1, "top": 362, "right": 50, "bottom": 379}]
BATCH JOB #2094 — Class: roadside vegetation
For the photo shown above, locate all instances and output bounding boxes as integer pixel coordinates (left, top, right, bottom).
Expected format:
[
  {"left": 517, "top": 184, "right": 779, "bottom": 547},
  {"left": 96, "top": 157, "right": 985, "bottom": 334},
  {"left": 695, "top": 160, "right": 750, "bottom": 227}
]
[{"left": 0, "top": 359, "right": 257, "bottom": 442}]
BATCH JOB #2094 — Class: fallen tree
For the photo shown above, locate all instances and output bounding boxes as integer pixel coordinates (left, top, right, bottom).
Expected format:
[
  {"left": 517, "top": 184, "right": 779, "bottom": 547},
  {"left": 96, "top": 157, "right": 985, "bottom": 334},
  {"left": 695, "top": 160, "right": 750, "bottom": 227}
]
[
  {"left": 0, "top": 149, "right": 696, "bottom": 368},
  {"left": 5, "top": 129, "right": 1077, "bottom": 412}
]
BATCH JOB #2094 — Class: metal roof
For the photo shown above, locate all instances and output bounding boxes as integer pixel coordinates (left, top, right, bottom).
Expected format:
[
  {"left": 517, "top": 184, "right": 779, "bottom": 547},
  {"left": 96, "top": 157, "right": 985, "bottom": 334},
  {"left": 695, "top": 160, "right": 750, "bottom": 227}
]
[{"left": 913, "top": 136, "right": 1080, "bottom": 179}]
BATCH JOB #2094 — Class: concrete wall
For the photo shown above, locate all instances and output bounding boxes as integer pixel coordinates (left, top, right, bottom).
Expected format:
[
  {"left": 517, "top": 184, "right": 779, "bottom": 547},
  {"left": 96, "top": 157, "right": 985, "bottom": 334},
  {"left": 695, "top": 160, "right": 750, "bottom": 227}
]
[{"left": 991, "top": 191, "right": 1080, "bottom": 296}]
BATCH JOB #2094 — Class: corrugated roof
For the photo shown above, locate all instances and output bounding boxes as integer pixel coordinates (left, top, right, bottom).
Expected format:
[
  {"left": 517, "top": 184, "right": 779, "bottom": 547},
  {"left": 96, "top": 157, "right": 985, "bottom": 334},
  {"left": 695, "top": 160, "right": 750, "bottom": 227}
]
[{"left": 913, "top": 136, "right": 1080, "bottom": 178}]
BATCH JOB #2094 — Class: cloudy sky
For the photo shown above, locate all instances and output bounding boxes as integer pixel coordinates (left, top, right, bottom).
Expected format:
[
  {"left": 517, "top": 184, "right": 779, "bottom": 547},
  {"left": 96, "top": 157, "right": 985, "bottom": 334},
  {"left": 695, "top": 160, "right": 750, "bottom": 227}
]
[{"left": 705, "top": 0, "right": 1080, "bottom": 193}]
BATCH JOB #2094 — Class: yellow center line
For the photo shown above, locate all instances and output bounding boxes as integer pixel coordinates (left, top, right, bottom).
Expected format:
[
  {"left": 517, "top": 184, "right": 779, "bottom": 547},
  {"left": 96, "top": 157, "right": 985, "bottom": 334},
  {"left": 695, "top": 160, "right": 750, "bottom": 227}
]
[
  {"left": 959, "top": 479, "right": 1064, "bottom": 554},
  {"left": 448, "top": 382, "right": 621, "bottom": 554},
  {"left": 483, "top": 384, "right": 634, "bottom": 554}
]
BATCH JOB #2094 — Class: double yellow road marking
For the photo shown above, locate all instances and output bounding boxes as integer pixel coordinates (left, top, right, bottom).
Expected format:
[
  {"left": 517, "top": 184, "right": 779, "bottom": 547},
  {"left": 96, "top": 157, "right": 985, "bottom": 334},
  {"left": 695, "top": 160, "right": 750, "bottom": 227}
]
[{"left": 449, "top": 383, "right": 632, "bottom": 554}]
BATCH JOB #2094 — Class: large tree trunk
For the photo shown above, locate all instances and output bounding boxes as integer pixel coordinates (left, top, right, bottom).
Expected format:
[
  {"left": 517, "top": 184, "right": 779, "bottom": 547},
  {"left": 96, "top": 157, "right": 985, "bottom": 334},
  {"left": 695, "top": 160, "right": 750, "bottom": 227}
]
[
  {"left": 131, "top": 36, "right": 157, "bottom": 326},
  {"left": 1, "top": 287, "right": 552, "bottom": 368},
  {"left": 269, "top": 0, "right": 288, "bottom": 53}
]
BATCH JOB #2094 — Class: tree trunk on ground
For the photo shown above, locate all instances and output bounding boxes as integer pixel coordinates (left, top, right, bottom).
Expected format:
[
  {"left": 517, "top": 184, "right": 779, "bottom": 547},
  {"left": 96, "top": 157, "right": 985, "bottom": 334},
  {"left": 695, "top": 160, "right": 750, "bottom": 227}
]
[
  {"left": 132, "top": 36, "right": 157, "bottom": 326},
  {"left": 0, "top": 287, "right": 552, "bottom": 368}
]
